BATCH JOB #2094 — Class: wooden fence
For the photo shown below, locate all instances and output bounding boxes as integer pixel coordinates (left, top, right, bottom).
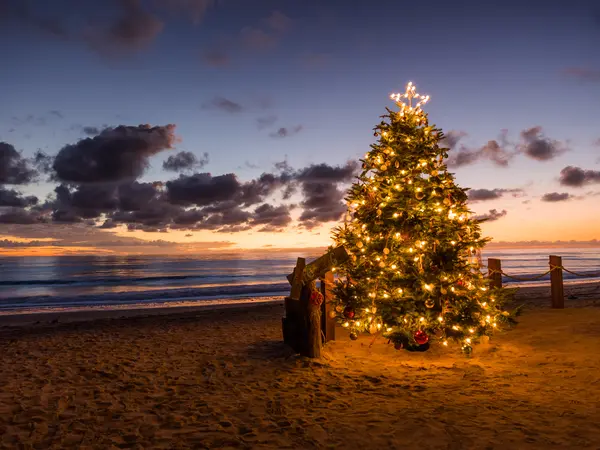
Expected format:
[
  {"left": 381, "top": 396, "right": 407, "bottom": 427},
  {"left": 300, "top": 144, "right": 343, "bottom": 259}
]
[{"left": 283, "top": 252, "right": 599, "bottom": 357}]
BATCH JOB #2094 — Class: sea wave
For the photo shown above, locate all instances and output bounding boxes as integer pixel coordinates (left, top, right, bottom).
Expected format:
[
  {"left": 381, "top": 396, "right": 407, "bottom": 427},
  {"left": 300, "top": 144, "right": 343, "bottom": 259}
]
[
  {"left": 0, "top": 272, "right": 278, "bottom": 287},
  {"left": 0, "top": 282, "right": 290, "bottom": 310}
]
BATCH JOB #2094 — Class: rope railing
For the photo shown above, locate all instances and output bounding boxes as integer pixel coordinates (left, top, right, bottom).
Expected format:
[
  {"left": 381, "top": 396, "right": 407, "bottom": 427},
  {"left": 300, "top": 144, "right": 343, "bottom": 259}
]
[
  {"left": 487, "top": 265, "right": 600, "bottom": 281},
  {"left": 488, "top": 268, "right": 554, "bottom": 282},
  {"left": 484, "top": 255, "right": 600, "bottom": 309}
]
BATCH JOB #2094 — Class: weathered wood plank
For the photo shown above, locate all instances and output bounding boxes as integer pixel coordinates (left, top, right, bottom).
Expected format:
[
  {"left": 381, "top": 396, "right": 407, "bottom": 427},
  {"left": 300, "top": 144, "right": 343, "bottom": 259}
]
[
  {"left": 286, "top": 246, "right": 348, "bottom": 285},
  {"left": 289, "top": 257, "right": 306, "bottom": 301},
  {"left": 549, "top": 255, "right": 564, "bottom": 309},
  {"left": 487, "top": 258, "right": 502, "bottom": 289}
]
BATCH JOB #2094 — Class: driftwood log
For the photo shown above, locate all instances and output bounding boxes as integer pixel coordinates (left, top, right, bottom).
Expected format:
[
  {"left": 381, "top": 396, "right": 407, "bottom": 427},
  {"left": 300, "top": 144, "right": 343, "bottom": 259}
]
[{"left": 282, "top": 246, "right": 349, "bottom": 357}]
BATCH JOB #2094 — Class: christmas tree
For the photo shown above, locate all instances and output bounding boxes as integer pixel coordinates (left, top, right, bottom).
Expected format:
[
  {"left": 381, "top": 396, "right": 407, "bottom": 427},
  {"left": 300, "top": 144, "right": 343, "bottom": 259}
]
[{"left": 331, "top": 82, "right": 515, "bottom": 354}]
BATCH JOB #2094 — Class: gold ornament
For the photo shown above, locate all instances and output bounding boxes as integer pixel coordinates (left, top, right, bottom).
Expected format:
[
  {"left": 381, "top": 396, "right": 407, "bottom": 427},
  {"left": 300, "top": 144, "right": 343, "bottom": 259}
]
[
  {"left": 383, "top": 248, "right": 390, "bottom": 255},
  {"left": 329, "top": 311, "right": 337, "bottom": 319},
  {"left": 425, "top": 298, "right": 435, "bottom": 308},
  {"left": 440, "top": 287, "right": 448, "bottom": 295},
  {"left": 395, "top": 161, "right": 400, "bottom": 168},
  {"left": 415, "top": 191, "right": 425, "bottom": 200},
  {"left": 377, "top": 209, "right": 382, "bottom": 216},
  {"left": 335, "top": 305, "right": 344, "bottom": 313},
  {"left": 379, "top": 261, "right": 385, "bottom": 268},
  {"left": 380, "top": 165, "right": 387, "bottom": 171},
  {"left": 357, "top": 241, "right": 364, "bottom": 248}
]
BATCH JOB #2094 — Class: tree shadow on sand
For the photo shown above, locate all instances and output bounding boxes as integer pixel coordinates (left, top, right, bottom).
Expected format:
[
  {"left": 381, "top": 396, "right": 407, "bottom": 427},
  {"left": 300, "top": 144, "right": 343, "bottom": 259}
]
[{"left": 244, "top": 340, "right": 298, "bottom": 361}]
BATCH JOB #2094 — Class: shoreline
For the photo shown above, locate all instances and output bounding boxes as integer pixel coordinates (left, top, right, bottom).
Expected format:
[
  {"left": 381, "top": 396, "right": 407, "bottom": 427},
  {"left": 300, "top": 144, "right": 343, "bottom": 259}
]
[
  {"left": 0, "top": 297, "right": 284, "bottom": 328},
  {"left": 0, "top": 279, "right": 599, "bottom": 328}
]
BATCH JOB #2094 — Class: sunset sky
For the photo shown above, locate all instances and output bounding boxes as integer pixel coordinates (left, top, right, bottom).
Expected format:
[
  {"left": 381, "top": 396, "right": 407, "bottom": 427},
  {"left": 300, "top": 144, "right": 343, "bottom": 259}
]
[{"left": 1, "top": 0, "right": 600, "bottom": 256}]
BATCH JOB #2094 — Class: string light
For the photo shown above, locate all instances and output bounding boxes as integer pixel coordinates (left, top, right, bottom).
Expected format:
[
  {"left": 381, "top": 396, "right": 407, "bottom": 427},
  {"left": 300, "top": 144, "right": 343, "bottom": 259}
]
[{"left": 330, "top": 80, "right": 510, "bottom": 355}]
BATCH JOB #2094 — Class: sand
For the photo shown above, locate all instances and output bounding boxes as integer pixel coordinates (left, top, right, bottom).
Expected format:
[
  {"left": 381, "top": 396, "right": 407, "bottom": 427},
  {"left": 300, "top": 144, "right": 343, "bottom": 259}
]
[{"left": 1, "top": 282, "right": 600, "bottom": 449}]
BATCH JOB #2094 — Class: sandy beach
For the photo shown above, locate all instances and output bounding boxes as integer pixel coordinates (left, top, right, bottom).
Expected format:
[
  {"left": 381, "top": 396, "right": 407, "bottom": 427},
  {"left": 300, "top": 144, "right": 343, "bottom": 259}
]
[{"left": 2, "top": 282, "right": 600, "bottom": 449}]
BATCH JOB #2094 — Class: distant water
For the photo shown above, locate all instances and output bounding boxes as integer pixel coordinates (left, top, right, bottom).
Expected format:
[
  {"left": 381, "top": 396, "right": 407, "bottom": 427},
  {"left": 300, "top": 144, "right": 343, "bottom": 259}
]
[{"left": 1, "top": 247, "right": 599, "bottom": 313}]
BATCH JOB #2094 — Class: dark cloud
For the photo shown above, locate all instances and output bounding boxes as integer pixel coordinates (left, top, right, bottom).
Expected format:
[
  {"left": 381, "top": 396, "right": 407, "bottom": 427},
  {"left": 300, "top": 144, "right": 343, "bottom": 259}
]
[
  {"left": 541, "top": 192, "right": 571, "bottom": 202},
  {"left": 440, "top": 130, "right": 468, "bottom": 150},
  {"left": 53, "top": 124, "right": 178, "bottom": 183},
  {"left": 446, "top": 148, "right": 480, "bottom": 168},
  {"left": 474, "top": 209, "right": 507, "bottom": 222},
  {"left": 202, "top": 97, "right": 243, "bottom": 113},
  {"left": 163, "top": 151, "right": 209, "bottom": 172},
  {"left": 0, "top": 142, "right": 38, "bottom": 184},
  {"left": 0, "top": 208, "right": 45, "bottom": 224},
  {"left": 559, "top": 166, "right": 600, "bottom": 187},
  {"left": 32, "top": 150, "right": 53, "bottom": 176},
  {"left": 518, "top": 126, "right": 568, "bottom": 161},
  {"left": 563, "top": 68, "right": 600, "bottom": 82},
  {"left": 269, "top": 125, "right": 303, "bottom": 139},
  {"left": 253, "top": 203, "right": 291, "bottom": 230},
  {"left": 46, "top": 181, "right": 168, "bottom": 226},
  {"left": 197, "top": 203, "right": 252, "bottom": 231},
  {"left": 0, "top": 187, "right": 38, "bottom": 207},
  {"left": 446, "top": 131, "right": 514, "bottom": 168},
  {"left": 295, "top": 161, "right": 358, "bottom": 183},
  {"left": 85, "top": 0, "right": 164, "bottom": 57},
  {"left": 298, "top": 182, "right": 346, "bottom": 229},
  {"left": 0, "top": 155, "right": 363, "bottom": 234},
  {"left": 239, "top": 172, "right": 292, "bottom": 206},
  {"left": 274, "top": 159, "right": 293, "bottom": 174},
  {"left": 47, "top": 184, "right": 105, "bottom": 223},
  {"left": 480, "top": 136, "right": 513, "bottom": 167},
  {"left": 468, "top": 188, "right": 524, "bottom": 202},
  {"left": 256, "top": 115, "right": 278, "bottom": 130},
  {"left": 166, "top": 173, "right": 241, "bottom": 206},
  {"left": 295, "top": 161, "right": 359, "bottom": 229},
  {"left": 83, "top": 126, "right": 101, "bottom": 136}
]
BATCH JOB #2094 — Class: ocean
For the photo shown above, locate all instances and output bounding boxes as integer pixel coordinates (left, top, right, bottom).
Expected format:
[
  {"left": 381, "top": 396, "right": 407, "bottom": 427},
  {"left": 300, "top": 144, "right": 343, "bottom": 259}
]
[{"left": 1, "top": 247, "right": 599, "bottom": 314}]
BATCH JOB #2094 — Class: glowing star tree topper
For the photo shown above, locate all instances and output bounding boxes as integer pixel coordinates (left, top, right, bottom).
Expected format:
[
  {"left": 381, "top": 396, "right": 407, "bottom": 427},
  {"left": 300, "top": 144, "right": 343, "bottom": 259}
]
[{"left": 330, "top": 82, "right": 517, "bottom": 354}]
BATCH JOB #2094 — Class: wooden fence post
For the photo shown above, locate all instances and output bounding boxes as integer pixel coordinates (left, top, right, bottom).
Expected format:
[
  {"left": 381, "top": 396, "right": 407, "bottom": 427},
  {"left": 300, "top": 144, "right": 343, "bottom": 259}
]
[
  {"left": 289, "top": 257, "right": 306, "bottom": 301},
  {"left": 488, "top": 258, "right": 502, "bottom": 289},
  {"left": 320, "top": 271, "right": 335, "bottom": 343},
  {"left": 282, "top": 258, "right": 306, "bottom": 352},
  {"left": 549, "top": 255, "right": 564, "bottom": 309}
]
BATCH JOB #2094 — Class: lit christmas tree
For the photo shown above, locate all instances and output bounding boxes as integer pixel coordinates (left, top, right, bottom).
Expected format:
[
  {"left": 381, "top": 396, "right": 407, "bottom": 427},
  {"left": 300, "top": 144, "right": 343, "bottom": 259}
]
[{"left": 331, "top": 82, "right": 516, "bottom": 354}]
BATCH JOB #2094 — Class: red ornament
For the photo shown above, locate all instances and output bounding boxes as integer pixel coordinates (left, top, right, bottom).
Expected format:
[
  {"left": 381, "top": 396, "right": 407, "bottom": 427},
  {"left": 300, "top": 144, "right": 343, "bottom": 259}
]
[
  {"left": 343, "top": 306, "right": 355, "bottom": 319},
  {"left": 457, "top": 280, "right": 465, "bottom": 287},
  {"left": 414, "top": 330, "right": 429, "bottom": 345},
  {"left": 310, "top": 290, "right": 324, "bottom": 306}
]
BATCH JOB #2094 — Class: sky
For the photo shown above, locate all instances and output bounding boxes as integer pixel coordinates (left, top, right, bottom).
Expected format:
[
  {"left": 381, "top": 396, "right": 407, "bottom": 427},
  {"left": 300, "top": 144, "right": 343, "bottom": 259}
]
[{"left": 1, "top": 0, "right": 600, "bottom": 256}]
